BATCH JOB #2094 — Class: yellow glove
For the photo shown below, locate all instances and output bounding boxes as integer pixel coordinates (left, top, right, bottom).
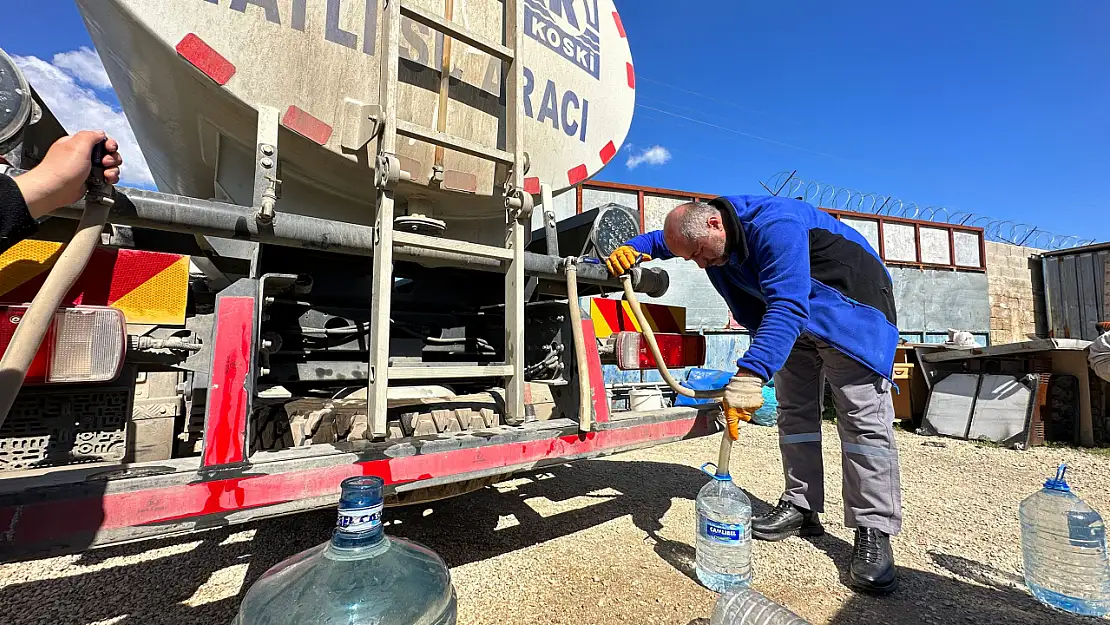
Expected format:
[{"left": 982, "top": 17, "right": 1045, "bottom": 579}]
[
  {"left": 605, "top": 245, "right": 652, "bottom": 276},
  {"left": 722, "top": 374, "right": 764, "bottom": 440}
]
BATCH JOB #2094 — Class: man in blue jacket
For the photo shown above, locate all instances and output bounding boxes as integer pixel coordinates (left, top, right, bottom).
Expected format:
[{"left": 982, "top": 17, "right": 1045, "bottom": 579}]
[{"left": 607, "top": 195, "right": 902, "bottom": 594}]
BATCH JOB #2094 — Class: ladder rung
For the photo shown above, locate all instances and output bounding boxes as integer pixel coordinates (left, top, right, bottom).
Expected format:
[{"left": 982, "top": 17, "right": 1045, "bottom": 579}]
[
  {"left": 396, "top": 120, "right": 514, "bottom": 165},
  {"left": 399, "top": 1, "right": 515, "bottom": 62},
  {"left": 388, "top": 364, "right": 515, "bottom": 380},
  {"left": 394, "top": 231, "right": 514, "bottom": 260}
]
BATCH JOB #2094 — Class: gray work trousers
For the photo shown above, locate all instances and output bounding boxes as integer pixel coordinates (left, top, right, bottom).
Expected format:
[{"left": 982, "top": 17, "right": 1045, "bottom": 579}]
[{"left": 774, "top": 335, "right": 903, "bottom": 535}]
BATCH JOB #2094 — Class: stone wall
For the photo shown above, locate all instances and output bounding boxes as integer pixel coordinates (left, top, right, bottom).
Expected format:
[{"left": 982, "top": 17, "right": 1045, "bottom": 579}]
[{"left": 986, "top": 242, "right": 1046, "bottom": 345}]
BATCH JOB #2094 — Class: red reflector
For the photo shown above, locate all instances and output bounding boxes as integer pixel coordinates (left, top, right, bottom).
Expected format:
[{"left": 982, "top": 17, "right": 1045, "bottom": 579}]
[{"left": 614, "top": 331, "right": 706, "bottom": 371}]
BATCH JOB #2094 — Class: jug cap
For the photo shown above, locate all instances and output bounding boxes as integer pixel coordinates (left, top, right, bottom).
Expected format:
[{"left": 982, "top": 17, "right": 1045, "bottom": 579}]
[
  {"left": 1043, "top": 464, "right": 1071, "bottom": 492},
  {"left": 700, "top": 462, "right": 732, "bottom": 481}
]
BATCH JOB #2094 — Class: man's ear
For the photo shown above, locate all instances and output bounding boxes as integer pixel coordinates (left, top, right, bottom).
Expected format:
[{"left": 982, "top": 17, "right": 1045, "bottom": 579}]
[{"left": 707, "top": 214, "right": 723, "bottom": 230}]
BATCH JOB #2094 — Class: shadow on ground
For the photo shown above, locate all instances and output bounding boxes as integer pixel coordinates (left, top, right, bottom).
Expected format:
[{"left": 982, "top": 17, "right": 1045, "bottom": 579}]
[{"left": 0, "top": 459, "right": 1089, "bottom": 625}]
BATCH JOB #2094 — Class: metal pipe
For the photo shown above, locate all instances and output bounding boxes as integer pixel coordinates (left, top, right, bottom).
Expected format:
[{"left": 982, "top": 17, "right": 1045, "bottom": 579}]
[
  {"left": 564, "top": 259, "right": 591, "bottom": 433},
  {"left": 46, "top": 186, "right": 379, "bottom": 257},
  {"left": 34, "top": 180, "right": 669, "bottom": 293}
]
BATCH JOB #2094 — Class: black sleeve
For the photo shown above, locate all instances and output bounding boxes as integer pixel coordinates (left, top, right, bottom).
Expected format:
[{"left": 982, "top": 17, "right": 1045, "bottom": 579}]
[{"left": 0, "top": 173, "right": 38, "bottom": 252}]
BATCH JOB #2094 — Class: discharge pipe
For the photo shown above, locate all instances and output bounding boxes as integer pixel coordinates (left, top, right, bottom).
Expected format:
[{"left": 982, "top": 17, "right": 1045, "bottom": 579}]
[
  {"left": 564, "top": 258, "right": 591, "bottom": 433},
  {"left": 619, "top": 274, "right": 733, "bottom": 476}
]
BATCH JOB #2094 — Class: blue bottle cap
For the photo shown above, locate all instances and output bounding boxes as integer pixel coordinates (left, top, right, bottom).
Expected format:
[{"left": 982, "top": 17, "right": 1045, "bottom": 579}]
[
  {"left": 700, "top": 462, "right": 732, "bottom": 481},
  {"left": 1043, "top": 464, "right": 1071, "bottom": 492}
]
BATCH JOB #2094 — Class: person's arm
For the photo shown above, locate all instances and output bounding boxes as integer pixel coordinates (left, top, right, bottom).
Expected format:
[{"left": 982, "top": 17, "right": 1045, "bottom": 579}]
[
  {"left": 622, "top": 230, "right": 676, "bottom": 261},
  {"left": 13, "top": 130, "right": 122, "bottom": 219},
  {"left": 0, "top": 131, "right": 122, "bottom": 254},
  {"left": 733, "top": 216, "right": 811, "bottom": 381},
  {"left": 0, "top": 173, "right": 40, "bottom": 251}
]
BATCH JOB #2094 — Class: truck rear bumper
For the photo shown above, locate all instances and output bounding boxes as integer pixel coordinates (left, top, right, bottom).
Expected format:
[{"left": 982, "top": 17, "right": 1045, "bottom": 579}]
[{"left": 0, "top": 407, "right": 717, "bottom": 561}]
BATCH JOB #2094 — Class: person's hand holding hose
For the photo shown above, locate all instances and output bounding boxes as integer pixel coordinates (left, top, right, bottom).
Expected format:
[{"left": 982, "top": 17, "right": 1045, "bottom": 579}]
[
  {"left": 13, "top": 130, "right": 122, "bottom": 218},
  {"left": 605, "top": 245, "right": 651, "bottom": 276},
  {"left": 722, "top": 373, "right": 764, "bottom": 440}
]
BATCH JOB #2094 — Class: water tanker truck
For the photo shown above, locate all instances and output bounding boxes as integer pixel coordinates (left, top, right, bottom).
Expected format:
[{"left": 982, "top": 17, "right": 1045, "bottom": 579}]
[{"left": 0, "top": 0, "right": 719, "bottom": 559}]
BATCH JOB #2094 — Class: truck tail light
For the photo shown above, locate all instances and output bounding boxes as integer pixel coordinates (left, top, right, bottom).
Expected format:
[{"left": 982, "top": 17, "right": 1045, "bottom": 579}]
[
  {"left": 0, "top": 306, "right": 126, "bottom": 384},
  {"left": 614, "top": 331, "right": 706, "bottom": 371}
]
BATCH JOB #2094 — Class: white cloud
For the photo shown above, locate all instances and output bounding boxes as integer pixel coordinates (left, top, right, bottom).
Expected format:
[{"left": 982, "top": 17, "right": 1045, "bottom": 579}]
[
  {"left": 51, "top": 47, "right": 113, "bottom": 90},
  {"left": 13, "top": 50, "right": 154, "bottom": 188},
  {"left": 625, "top": 145, "right": 672, "bottom": 169}
]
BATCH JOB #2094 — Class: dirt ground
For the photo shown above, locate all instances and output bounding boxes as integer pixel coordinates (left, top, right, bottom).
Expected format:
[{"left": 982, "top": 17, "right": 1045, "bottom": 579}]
[{"left": 1, "top": 422, "right": 1106, "bottom": 625}]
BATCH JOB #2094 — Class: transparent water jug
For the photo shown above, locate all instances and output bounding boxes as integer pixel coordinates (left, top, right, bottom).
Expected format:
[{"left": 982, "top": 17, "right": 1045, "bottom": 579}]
[
  {"left": 232, "top": 476, "right": 457, "bottom": 624},
  {"left": 711, "top": 587, "right": 812, "bottom": 625},
  {"left": 1019, "top": 464, "right": 1110, "bottom": 616},
  {"left": 696, "top": 462, "right": 753, "bottom": 592}
]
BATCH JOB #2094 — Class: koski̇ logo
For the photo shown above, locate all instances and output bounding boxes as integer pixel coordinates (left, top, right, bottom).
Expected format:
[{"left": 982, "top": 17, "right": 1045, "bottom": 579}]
[{"left": 524, "top": 0, "right": 601, "bottom": 79}]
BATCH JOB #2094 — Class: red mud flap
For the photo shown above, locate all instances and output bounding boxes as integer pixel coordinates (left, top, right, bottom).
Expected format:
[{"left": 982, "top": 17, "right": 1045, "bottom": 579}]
[{"left": 0, "top": 408, "right": 717, "bottom": 561}]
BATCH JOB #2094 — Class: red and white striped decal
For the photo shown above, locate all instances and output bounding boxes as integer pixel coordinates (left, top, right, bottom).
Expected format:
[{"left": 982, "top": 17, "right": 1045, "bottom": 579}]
[
  {"left": 563, "top": 9, "right": 636, "bottom": 186},
  {"left": 176, "top": 34, "right": 236, "bottom": 86}
]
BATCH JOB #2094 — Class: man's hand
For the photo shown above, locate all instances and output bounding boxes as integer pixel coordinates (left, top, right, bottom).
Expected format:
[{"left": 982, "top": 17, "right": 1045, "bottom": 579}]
[
  {"left": 14, "top": 130, "right": 123, "bottom": 219},
  {"left": 605, "top": 245, "right": 651, "bottom": 276},
  {"left": 722, "top": 373, "right": 764, "bottom": 440}
]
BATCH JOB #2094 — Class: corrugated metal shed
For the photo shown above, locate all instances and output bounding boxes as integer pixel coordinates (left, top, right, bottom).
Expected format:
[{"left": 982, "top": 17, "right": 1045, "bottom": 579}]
[{"left": 1040, "top": 242, "right": 1110, "bottom": 340}]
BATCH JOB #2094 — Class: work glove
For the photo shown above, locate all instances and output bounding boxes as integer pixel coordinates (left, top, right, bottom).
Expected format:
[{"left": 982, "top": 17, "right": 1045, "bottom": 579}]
[
  {"left": 721, "top": 373, "right": 764, "bottom": 440},
  {"left": 605, "top": 245, "right": 651, "bottom": 276}
]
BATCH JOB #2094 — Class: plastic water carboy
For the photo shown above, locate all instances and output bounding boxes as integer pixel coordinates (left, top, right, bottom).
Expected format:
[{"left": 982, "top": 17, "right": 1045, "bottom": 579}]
[
  {"left": 232, "top": 476, "right": 457, "bottom": 624},
  {"left": 696, "top": 462, "right": 753, "bottom": 592},
  {"left": 1019, "top": 464, "right": 1110, "bottom": 616}
]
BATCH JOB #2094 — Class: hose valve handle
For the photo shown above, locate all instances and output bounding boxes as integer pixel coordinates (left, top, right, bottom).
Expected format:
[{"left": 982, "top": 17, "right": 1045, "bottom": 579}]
[{"left": 86, "top": 139, "right": 115, "bottom": 207}]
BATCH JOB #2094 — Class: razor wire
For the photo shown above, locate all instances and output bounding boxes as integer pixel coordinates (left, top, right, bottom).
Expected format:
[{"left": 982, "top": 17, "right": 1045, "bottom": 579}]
[{"left": 763, "top": 172, "right": 1096, "bottom": 251}]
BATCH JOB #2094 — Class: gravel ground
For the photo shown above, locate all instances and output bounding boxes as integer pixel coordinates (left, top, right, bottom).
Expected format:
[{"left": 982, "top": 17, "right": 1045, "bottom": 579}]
[{"left": 2, "top": 422, "right": 1108, "bottom": 625}]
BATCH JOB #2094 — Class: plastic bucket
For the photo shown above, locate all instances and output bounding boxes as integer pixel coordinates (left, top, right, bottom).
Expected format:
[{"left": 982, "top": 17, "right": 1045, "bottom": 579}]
[{"left": 629, "top": 388, "right": 665, "bottom": 411}]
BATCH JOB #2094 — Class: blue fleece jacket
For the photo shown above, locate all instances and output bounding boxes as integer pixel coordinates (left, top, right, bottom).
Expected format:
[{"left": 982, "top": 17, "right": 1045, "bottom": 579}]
[{"left": 623, "top": 195, "right": 899, "bottom": 382}]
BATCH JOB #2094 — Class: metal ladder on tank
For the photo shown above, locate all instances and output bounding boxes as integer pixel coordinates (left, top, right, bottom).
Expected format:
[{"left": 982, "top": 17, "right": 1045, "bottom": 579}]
[{"left": 367, "top": 0, "right": 533, "bottom": 439}]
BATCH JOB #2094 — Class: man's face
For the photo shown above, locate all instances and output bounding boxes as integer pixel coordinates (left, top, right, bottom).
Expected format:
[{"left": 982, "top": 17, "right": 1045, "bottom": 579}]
[{"left": 665, "top": 212, "right": 729, "bottom": 269}]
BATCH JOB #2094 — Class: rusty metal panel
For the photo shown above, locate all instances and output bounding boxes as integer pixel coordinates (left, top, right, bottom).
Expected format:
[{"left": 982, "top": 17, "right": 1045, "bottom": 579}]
[
  {"left": 643, "top": 193, "right": 687, "bottom": 233},
  {"left": 840, "top": 216, "right": 880, "bottom": 253},
  {"left": 919, "top": 227, "right": 950, "bottom": 265},
  {"left": 1077, "top": 253, "right": 1101, "bottom": 339},
  {"left": 1042, "top": 255, "right": 1065, "bottom": 337},
  {"left": 953, "top": 231, "right": 981, "bottom": 267},
  {"left": 1098, "top": 250, "right": 1108, "bottom": 322},
  {"left": 883, "top": 222, "right": 917, "bottom": 262},
  {"left": 1060, "top": 255, "right": 1082, "bottom": 338}
]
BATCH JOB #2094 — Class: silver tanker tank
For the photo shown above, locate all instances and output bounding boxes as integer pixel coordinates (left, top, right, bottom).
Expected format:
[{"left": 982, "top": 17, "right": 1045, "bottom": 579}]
[{"left": 74, "top": 0, "right": 636, "bottom": 235}]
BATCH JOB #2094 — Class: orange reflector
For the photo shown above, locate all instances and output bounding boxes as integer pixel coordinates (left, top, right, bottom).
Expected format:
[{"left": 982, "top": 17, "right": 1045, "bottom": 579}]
[{"left": 614, "top": 331, "right": 706, "bottom": 371}]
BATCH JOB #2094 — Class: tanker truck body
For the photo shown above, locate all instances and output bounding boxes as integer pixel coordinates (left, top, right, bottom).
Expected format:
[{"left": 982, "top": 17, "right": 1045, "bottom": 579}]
[{"left": 0, "top": 0, "right": 719, "bottom": 560}]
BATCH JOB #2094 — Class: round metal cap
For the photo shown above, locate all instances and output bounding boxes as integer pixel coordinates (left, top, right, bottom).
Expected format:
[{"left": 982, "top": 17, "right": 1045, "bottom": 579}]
[{"left": 0, "top": 47, "right": 32, "bottom": 146}]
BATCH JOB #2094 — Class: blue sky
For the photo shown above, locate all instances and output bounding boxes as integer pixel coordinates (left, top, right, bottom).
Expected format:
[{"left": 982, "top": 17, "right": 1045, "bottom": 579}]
[
  {"left": 614, "top": 0, "right": 1110, "bottom": 244},
  {"left": 2, "top": 0, "right": 1108, "bottom": 243}
]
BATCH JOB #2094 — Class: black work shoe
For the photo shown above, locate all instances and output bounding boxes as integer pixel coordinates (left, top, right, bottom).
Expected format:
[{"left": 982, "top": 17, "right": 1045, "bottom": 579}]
[
  {"left": 751, "top": 499, "right": 825, "bottom": 541},
  {"left": 849, "top": 527, "right": 898, "bottom": 594}
]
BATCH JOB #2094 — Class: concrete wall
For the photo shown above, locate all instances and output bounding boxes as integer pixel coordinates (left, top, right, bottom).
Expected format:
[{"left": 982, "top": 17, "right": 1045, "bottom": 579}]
[{"left": 985, "top": 242, "right": 1046, "bottom": 345}]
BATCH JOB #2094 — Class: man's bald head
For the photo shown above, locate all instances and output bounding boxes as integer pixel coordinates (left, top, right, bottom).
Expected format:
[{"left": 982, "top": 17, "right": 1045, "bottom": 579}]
[{"left": 662, "top": 201, "right": 730, "bottom": 269}]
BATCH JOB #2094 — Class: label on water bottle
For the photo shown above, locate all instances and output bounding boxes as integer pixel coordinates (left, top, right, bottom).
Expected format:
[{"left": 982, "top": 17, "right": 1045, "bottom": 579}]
[
  {"left": 1067, "top": 510, "right": 1106, "bottom": 548},
  {"left": 702, "top": 518, "right": 744, "bottom": 543},
  {"left": 337, "top": 503, "right": 384, "bottom": 534}
]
